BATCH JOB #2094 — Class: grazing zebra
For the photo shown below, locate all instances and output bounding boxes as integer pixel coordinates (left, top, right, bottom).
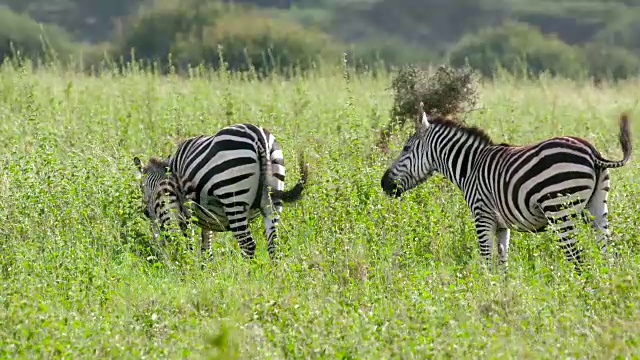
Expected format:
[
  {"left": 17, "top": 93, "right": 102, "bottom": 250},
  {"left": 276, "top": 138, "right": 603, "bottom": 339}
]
[
  {"left": 381, "top": 104, "right": 632, "bottom": 271},
  {"left": 133, "top": 123, "right": 309, "bottom": 260}
]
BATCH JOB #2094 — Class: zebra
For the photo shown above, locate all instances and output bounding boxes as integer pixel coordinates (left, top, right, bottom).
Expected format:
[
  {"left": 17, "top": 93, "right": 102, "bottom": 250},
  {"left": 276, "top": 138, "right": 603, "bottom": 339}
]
[
  {"left": 133, "top": 123, "right": 309, "bottom": 260},
  {"left": 380, "top": 103, "right": 632, "bottom": 272}
]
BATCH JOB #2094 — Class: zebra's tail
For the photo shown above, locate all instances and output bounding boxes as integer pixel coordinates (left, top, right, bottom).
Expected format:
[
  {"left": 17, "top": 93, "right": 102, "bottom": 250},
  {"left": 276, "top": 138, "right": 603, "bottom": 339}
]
[
  {"left": 594, "top": 113, "right": 632, "bottom": 169},
  {"left": 272, "top": 152, "right": 309, "bottom": 203}
]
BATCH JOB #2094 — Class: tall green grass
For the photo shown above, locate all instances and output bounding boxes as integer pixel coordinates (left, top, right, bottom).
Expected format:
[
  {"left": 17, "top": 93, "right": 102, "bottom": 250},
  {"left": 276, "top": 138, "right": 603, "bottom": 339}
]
[{"left": 1, "top": 60, "right": 640, "bottom": 359}]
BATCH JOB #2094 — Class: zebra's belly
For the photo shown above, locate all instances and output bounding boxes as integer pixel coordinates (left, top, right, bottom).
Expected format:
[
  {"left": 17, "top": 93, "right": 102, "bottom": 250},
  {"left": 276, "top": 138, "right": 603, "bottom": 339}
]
[
  {"left": 492, "top": 177, "right": 595, "bottom": 233},
  {"left": 191, "top": 204, "right": 228, "bottom": 231},
  {"left": 508, "top": 219, "right": 549, "bottom": 233},
  {"left": 190, "top": 199, "right": 262, "bottom": 232},
  {"left": 496, "top": 210, "right": 549, "bottom": 233},
  {"left": 498, "top": 200, "right": 589, "bottom": 234}
]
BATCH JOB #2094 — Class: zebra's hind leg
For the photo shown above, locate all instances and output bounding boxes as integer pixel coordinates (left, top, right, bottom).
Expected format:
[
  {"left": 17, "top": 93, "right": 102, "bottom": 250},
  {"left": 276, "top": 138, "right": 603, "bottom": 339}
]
[
  {"left": 542, "top": 200, "right": 587, "bottom": 274},
  {"left": 552, "top": 214, "right": 584, "bottom": 274},
  {"left": 261, "top": 191, "right": 283, "bottom": 260},
  {"left": 225, "top": 207, "right": 257, "bottom": 259},
  {"left": 586, "top": 169, "right": 613, "bottom": 258}
]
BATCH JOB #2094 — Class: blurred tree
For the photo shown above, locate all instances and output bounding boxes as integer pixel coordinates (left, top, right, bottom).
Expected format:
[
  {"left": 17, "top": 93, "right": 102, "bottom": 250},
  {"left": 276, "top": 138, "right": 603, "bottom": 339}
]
[
  {"left": 174, "top": 11, "right": 340, "bottom": 74},
  {"left": 113, "top": 0, "right": 224, "bottom": 63},
  {"left": 0, "top": 0, "right": 144, "bottom": 41},
  {"left": 593, "top": 10, "right": 640, "bottom": 50},
  {"left": 581, "top": 42, "right": 640, "bottom": 80},
  {"left": 0, "top": 5, "right": 77, "bottom": 63},
  {"left": 329, "top": 0, "right": 510, "bottom": 47},
  {"left": 112, "top": 0, "right": 341, "bottom": 75},
  {"left": 448, "top": 21, "right": 586, "bottom": 78},
  {"left": 511, "top": 1, "right": 627, "bottom": 44},
  {"left": 222, "top": 0, "right": 291, "bottom": 8}
]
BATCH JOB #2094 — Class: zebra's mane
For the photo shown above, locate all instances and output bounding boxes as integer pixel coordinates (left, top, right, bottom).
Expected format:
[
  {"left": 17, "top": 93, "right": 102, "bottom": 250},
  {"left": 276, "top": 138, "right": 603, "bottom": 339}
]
[
  {"left": 429, "top": 116, "right": 508, "bottom": 146},
  {"left": 144, "top": 156, "right": 170, "bottom": 173}
]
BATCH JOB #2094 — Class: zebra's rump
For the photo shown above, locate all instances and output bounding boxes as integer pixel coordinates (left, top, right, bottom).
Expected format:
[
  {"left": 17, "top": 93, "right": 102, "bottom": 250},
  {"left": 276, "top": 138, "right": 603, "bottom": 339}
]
[
  {"left": 487, "top": 137, "right": 600, "bottom": 232},
  {"left": 170, "top": 123, "right": 285, "bottom": 233},
  {"left": 494, "top": 181, "right": 597, "bottom": 233}
]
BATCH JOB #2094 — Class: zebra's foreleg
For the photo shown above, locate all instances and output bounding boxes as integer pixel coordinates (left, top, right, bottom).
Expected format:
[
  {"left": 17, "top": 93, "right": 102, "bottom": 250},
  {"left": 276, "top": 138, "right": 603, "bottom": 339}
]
[
  {"left": 496, "top": 227, "right": 511, "bottom": 270},
  {"left": 201, "top": 228, "right": 213, "bottom": 259},
  {"left": 261, "top": 192, "right": 283, "bottom": 260},
  {"left": 474, "top": 214, "right": 497, "bottom": 268},
  {"left": 150, "top": 220, "right": 163, "bottom": 246},
  {"left": 178, "top": 220, "right": 194, "bottom": 251}
]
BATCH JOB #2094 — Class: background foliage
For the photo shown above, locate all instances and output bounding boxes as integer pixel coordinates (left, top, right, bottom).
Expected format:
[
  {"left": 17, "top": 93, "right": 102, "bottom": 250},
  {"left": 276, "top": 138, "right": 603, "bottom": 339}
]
[{"left": 1, "top": 0, "right": 640, "bottom": 78}]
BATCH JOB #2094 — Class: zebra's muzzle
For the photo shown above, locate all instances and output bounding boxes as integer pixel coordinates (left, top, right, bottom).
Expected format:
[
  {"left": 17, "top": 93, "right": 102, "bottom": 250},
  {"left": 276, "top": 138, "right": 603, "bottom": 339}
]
[{"left": 381, "top": 169, "right": 403, "bottom": 198}]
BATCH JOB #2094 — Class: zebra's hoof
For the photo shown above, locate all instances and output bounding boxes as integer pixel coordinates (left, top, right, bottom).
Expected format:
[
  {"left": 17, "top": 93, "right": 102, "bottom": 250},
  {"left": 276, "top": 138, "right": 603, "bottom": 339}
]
[{"left": 242, "top": 253, "right": 256, "bottom": 261}]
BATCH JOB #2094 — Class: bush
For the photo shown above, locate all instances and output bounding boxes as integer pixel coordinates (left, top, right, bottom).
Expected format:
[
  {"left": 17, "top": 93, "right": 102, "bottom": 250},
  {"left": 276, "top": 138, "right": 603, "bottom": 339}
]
[
  {"left": 376, "top": 64, "right": 479, "bottom": 152},
  {"left": 0, "top": 5, "right": 77, "bottom": 64},
  {"left": 174, "top": 12, "right": 341, "bottom": 75},
  {"left": 448, "top": 21, "right": 587, "bottom": 79},
  {"left": 113, "top": 0, "right": 224, "bottom": 65},
  {"left": 390, "top": 64, "right": 479, "bottom": 121},
  {"left": 113, "top": 1, "right": 340, "bottom": 75}
]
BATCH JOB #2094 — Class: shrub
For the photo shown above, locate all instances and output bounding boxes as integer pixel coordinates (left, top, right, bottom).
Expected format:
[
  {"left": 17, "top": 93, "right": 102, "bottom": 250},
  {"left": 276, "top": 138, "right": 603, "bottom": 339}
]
[
  {"left": 376, "top": 64, "right": 479, "bottom": 152},
  {"left": 173, "top": 11, "right": 341, "bottom": 75},
  {"left": 113, "top": 0, "right": 340, "bottom": 75},
  {"left": 448, "top": 21, "right": 587, "bottom": 79},
  {"left": 390, "top": 64, "right": 479, "bottom": 121},
  {"left": 112, "top": 0, "right": 224, "bottom": 65}
]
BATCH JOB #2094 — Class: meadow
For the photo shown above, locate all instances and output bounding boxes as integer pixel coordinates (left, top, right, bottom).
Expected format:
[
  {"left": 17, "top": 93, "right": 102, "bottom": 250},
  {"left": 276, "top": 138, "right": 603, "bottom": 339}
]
[{"left": 1, "top": 61, "right": 640, "bottom": 359}]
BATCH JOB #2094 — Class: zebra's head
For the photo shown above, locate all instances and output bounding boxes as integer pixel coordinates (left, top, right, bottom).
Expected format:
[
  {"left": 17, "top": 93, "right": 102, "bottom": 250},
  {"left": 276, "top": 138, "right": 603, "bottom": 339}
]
[
  {"left": 133, "top": 155, "right": 170, "bottom": 220},
  {"left": 381, "top": 103, "right": 435, "bottom": 198}
]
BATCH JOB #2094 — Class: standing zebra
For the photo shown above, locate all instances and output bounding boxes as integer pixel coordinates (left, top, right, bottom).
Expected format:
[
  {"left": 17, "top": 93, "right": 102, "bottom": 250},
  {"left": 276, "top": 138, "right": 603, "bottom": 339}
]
[
  {"left": 133, "top": 123, "right": 309, "bottom": 260},
  {"left": 381, "top": 104, "right": 632, "bottom": 271}
]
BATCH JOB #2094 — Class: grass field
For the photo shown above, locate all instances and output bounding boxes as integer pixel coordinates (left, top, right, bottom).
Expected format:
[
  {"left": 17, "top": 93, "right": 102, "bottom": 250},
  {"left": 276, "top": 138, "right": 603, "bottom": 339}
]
[{"left": 1, "top": 62, "right": 640, "bottom": 359}]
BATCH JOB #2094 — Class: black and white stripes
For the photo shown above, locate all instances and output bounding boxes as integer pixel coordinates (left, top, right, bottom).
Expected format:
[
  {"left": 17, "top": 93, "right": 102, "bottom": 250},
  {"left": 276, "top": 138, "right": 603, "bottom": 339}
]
[
  {"left": 134, "top": 123, "right": 308, "bottom": 260},
  {"left": 381, "top": 105, "right": 632, "bottom": 270}
]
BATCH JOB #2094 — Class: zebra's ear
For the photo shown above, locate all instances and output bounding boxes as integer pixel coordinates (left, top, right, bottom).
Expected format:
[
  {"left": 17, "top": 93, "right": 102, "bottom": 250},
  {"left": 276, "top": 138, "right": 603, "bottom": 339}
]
[
  {"left": 415, "top": 102, "right": 429, "bottom": 130},
  {"left": 420, "top": 111, "right": 429, "bottom": 127},
  {"left": 133, "top": 156, "right": 143, "bottom": 173}
]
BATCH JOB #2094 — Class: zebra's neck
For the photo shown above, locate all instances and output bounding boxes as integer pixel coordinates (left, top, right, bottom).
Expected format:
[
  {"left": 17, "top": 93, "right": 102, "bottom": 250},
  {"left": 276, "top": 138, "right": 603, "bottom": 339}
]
[{"left": 427, "top": 123, "right": 493, "bottom": 192}]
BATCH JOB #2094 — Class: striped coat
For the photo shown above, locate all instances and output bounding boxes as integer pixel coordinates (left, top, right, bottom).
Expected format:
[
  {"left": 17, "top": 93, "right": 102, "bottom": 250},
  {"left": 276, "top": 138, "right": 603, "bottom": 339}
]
[
  {"left": 381, "top": 106, "right": 631, "bottom": 272},
  {"left": 134, "top": 123, "right": 308, "bottom": 260}
]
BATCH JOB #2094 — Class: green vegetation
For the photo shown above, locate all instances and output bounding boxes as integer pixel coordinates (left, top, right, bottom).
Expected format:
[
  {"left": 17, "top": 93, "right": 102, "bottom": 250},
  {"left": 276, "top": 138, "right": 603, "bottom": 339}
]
[{"left": 1, "top": 59, "right": 640, "bottom": 358}]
